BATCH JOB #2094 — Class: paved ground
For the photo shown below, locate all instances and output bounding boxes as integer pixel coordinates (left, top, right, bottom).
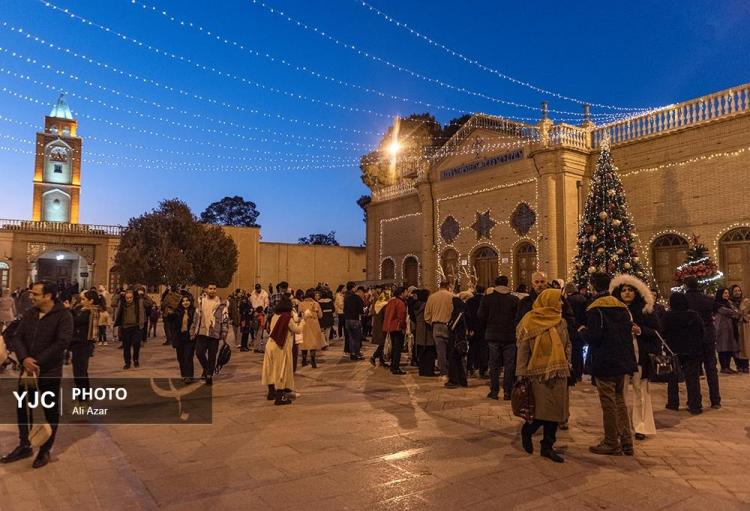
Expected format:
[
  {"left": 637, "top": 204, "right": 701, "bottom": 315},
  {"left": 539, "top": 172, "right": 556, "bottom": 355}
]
[{"left": 1, "top": 332, "right": 749, "bottom": 511}]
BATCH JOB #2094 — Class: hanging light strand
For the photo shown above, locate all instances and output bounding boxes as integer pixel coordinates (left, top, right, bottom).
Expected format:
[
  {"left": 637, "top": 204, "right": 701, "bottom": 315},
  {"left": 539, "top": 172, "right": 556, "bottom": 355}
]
[
  {"left": 124, "top": 0, "right": 626, "bottom": 120},
  {"left": 353, "top": 0, "right": 653, "bottom": 112}
]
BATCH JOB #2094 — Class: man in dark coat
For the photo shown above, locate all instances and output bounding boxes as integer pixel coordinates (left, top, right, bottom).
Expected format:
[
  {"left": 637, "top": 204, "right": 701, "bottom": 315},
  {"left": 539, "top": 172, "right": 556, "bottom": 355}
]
[
  {"left": 564, "top": 283, "right": 590, "bottom": 381},
  {"left": 683, "top": 277, "right": 721, "bottom": 408},
  {"left": 580, "top": 272, "right": 638, "bottom": 456},
  {"left": 515, "top": 272, "right": 548, "bottom": 326},
  {"left": 478, "top": 276, "right": 519, "bottom": 400},
  {"left": 464, "top": 285, "right": 487, "bottom": 378},
  {"left": 1, "top": 281, "right": 73, "bottom": 469}
]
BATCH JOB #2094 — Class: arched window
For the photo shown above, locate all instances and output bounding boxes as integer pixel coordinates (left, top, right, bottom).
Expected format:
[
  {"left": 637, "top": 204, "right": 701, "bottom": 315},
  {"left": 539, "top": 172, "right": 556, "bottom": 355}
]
[
  {"left": 720, "top": 227, "right": 750, "bottom": 291},
  {"left": 381, "top": 258, "right": 395, "bottom": 281},
  {"left": 0, "top": 261, "right": 9, "bottom": 290},
  {"left": 651, "top": 234, "right": 688, "bottom": 297},
  {"left": 403, "top": 256, "right": 419, "bottom": 287},
  {"left": 471, "top": 246, "right": 498, "bottom": 290},
  {"left": 440, "top": 248, "right": 459, "bottom": 286},
  {"left": 514, "top": 242, "right": 537, "bottom": 291}
]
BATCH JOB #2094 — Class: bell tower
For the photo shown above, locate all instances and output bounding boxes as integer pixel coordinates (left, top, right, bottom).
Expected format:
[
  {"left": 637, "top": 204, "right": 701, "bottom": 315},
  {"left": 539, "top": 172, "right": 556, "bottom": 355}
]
[{"left": 32, "top": 93, "right": 82, "bottom": 223}]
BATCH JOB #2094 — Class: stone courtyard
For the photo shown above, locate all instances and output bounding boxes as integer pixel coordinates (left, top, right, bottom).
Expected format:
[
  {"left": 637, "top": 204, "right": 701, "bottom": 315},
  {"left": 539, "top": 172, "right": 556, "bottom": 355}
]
[{"left": 1, "top": 334, "right": 749, "bottom": 511}]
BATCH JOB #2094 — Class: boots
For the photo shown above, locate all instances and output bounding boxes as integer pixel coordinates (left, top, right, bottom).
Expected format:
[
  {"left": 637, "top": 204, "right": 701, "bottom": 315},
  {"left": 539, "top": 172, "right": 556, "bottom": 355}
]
[
  {"left": 301, "top": 350, "right": 308, "bottom": 367},
  {"left": 311, "top": 351, "right": 317, "bottom": 369},
  {"left": 274, "top": 390, "right": 292, "bottom": 406}
]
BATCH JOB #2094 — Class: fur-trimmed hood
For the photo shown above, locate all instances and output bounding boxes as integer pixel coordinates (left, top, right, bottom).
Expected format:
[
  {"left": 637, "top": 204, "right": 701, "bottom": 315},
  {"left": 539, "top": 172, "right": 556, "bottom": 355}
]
[{"left": 609, "top": 274, "right": 654, "bottom": 314}]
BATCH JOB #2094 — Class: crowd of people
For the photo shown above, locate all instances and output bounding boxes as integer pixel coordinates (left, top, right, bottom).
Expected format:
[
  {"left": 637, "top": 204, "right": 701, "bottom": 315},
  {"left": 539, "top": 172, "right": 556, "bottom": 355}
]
[{"left": 0, "top": 269, "right": 747, "bottom": 468}]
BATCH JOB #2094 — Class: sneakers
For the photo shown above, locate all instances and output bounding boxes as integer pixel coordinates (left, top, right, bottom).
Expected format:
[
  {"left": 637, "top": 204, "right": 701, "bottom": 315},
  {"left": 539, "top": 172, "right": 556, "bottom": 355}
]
[
  {"left": 621, "top": 444, "right": 634, "bottom": 456},
  {"left": 711, "top": 403, "right": 722, "bottom": 409},
  {"left": 123, "top": 364, "right": 130, "bottom": 370},
  {"left": 589, "top": 443, "right": 623, "bottom": 456}
]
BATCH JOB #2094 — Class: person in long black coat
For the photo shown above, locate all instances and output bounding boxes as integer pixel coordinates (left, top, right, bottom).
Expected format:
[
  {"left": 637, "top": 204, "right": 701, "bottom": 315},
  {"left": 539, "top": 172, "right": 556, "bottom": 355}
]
[
  {"left": 464, "top": 285, "right": 487, "bottom": 378},
  {"left": 170, "top": 295, "right": 196, "bottom": 383},
  {"left": 610, "top": 274, "right": 661, "bottom": 440},
  {"left": 445, "top": 296, "right": 469, "bottom": 388},
  {"left": 664, "top": 292, "right": 704, "bottom": 414}
]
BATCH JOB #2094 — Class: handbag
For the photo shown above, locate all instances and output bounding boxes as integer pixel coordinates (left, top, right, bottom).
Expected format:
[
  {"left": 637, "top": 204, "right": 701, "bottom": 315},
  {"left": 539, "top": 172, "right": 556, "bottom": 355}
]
[
  {"left": 215, "top": 341, "right": 232, "bottom": 374},
  {"left": 647, "top": 332, "right": 683, "bottom": 383},
  {"left": 511, "top": 378, "right": 535, "bottom": 422},
  {"left": 383, "top": 333, "right": 392, "bottom": 361},
  {"left": 21, "top": 371, "right": 53, "bottom": 449}
]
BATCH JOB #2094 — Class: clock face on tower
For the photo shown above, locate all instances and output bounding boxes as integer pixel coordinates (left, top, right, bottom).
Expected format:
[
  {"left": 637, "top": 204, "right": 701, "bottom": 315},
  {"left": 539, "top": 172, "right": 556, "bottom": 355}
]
[{"left": 33, "top": 94, "right": 81, "bottom": 224}]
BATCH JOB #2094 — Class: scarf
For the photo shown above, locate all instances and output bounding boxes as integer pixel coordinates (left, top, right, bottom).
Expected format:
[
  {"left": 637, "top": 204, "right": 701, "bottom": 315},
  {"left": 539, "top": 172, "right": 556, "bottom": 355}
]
[
  {"left": 516, "top": 289, "right": 569, "bottom": 380},
  {"left": 587, "top": 295, "right": 628, "bottom": 311},
  {"left": 270, "top": 312, "right": 292, "bottom": 349}
]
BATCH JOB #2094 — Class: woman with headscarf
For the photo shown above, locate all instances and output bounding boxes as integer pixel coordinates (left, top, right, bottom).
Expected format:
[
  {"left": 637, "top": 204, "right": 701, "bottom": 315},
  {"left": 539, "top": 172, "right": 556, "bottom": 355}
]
[
  {"left": 299, "top": 289, "right": 324, "bottom": 368},
  {"left": 71, "top": 290, "right": 101, "bottom": 394},
  {"left": 729, "top": 285, "right": 750, "bottom": 373},
  {"left": 262, "top": 297, "right": 303, "bottom": 405},
  {"left": 715, "top": 287, "right": 740, "bottom": 373},
  {"left": 170, "top": 294, "right": 196, "bottom": 383},
  {"left": 516, "top": 289, "right": 571, "bottom": 463},
  {"left": 610, "top": 274, "right": 660, "bottom": 441},
  {"left": 663, "top": 292, "right": 705, "bottom": 414},
  {"left": 369, "top": 290, "right": 390, "bottom": 368},
  {"left": 414, "top": 289, "right": 437, "bottom": 376}
]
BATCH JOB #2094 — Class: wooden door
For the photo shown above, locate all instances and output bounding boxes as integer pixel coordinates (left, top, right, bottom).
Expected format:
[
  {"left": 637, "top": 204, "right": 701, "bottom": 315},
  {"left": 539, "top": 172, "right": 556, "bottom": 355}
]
[
  {"left": 472, "top": 246, "right": 498, "bottom": 290},
  {"left": 403, "top": 256, "right": 418, "bottom": 287},
  {"left": 720, "top": 228, "right": 750, "bottom": 291},
  {"left": 651, "top": 234, "right": 688, "bottom": 297},
  {"left": 514, "top": 243, "right": 537, "bottom": 290}
]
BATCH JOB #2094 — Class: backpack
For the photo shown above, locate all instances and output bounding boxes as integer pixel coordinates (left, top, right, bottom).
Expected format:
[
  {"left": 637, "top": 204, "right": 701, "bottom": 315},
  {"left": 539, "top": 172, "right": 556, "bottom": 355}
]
[
  {"left": 215, "top": 341, "right": 232, "bottom": 374},
  {"left": 1, "top": 319, "right": 21, "bottom": 353}
]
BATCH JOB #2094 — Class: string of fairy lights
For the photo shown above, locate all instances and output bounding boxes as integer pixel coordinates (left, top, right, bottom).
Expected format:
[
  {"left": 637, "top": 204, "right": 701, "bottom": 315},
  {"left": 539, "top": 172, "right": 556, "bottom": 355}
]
[
  {"left": 123, "top": 0, "right": 630, "bottom": 121},
  {"left": 247, "top": 0, "right": 651, "bottom": 119},
  {"left": 353, "top": 0, "right": 653, "bottom": 112}
]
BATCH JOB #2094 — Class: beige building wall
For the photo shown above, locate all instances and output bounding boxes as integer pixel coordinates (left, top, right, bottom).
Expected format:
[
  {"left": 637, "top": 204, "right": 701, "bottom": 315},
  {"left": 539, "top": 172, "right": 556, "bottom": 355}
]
[{"left": 260, "top": 242, "right": 366, "bottom": 291}]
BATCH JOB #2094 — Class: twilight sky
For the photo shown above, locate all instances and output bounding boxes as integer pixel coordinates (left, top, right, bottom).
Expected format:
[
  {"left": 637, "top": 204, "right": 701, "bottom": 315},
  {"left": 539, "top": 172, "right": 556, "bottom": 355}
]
[{"left": 0, "top": 0, "right": 748, "bottom": 245}]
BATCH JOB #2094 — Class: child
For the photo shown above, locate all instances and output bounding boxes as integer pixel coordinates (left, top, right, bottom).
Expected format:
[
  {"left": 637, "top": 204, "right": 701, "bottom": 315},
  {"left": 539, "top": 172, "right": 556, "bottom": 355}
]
[{"left": 98, "top": 305, "right": 111, "bottom": 346}]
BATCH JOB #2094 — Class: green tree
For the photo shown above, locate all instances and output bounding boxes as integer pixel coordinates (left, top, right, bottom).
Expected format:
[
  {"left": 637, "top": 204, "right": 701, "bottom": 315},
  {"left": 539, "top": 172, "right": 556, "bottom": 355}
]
[
  {"left": 115, "top": 199, "right": 238, "bottom": 287},
  {"left": 572, "top": 139, "right": 647, "bottom": 287},
  {"left": 298, "top": 231, "right": 339, "bottom": 246},
  {"left": 200, "top": 195, "right": 260, "bottom": 227}
]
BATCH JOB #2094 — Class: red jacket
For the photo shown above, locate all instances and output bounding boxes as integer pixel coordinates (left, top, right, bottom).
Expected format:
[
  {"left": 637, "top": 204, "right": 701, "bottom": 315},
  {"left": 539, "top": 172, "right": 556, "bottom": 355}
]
[{"left": 382, "top": 297, "right": 407, "bottom": 333}]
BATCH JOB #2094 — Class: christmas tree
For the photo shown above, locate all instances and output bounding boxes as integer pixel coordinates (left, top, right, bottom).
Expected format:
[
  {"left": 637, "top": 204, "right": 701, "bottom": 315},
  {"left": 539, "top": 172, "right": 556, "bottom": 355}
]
[
  {"left": 572, "top": 135, "right": 647, "bottom": 287},
  {"left": 673, "top": 234, "right": 723, "bottom": 293}
]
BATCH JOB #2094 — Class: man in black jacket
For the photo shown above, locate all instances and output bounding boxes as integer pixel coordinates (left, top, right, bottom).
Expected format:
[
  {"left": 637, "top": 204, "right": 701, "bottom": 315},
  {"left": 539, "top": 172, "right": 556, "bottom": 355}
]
[
  {"left": 683, "top": 277, "right": 721, "bottom": 409},
  {"left": 478, "top": 276, "right": 519, "bottom": 400},
  {"left": 580, "top": 272, "right": 638, "bottom": 456},
  {"left": 343, "top": 283, "right": 365, "bottom": 360},
  {"left": 1, "top": 281, "right": 73, "bottom": 469},
  {"left": 464, "top": 285, "right": 487, "bottom": 378},
  {"left": 515, "top": 272, "right": 548, "bottom": 326}
]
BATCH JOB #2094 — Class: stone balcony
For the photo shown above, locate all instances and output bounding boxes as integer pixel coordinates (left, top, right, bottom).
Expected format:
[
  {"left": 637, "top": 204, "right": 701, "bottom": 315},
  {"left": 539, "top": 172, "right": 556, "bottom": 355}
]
[{"left": 0, "top": 219, "right": 123, "bottom": 237}]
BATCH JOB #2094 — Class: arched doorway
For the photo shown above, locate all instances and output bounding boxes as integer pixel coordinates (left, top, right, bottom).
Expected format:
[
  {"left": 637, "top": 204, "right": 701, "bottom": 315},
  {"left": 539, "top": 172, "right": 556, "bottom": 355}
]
[
  {"left": 514, "top": 242, "right": 537, "bottom": 291},
  {"left": 32, "top": 250, "right": 91, "bottom": 296},
  {"left": 0, "top": 261, "right": 9, "bottom": 290},
  {"left": 651, "top": 234, "right": 688, "bottom": 297},
  {"left": 440, "top": 248, "right": 459, "bottom": 287},
  {"left": 720, "top": 227, "right": 750, "bottom": 290},
  {"left": 472, "top": 246, "right": 498, "bottom": 290},
  {"left": 403, "top": 256, "right": 419, "bottom": 287},
  {"left": 380, "top": 258, "right": 395, "bottom": 281}
]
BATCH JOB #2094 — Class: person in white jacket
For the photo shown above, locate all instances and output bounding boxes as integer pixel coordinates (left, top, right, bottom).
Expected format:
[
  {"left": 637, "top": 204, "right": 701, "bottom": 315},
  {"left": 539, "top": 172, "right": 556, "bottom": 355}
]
[{"left": 262, "top": 296, "right": 303, "bottom": 405}]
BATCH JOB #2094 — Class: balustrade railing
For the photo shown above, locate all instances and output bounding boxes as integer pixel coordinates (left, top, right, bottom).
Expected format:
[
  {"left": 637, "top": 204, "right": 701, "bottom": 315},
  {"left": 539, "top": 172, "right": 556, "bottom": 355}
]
[
  {"left": 372, "top": 180, "right": 418, "bottom": 202},
  {"left": 0, "top": 219, "right": 123, "bottom": 236},
  {"left": 547, "top": 123, "right": 589, "bottom": 150},
  {"left": 592, "top": 83, "right": 750, "bottom": 148}
]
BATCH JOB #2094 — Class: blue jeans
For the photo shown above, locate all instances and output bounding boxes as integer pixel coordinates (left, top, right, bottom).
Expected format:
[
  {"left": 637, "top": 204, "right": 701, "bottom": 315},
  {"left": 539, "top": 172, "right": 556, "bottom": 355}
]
[{"left": 345, "top": 319, "right": 363, "bottom": 356}]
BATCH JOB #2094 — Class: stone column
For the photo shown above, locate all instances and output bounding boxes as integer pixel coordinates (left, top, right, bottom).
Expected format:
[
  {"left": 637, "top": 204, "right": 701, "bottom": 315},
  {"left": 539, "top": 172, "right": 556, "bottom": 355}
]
[{"left": 417, "top": 181, "right": 436, "bottom": 290}]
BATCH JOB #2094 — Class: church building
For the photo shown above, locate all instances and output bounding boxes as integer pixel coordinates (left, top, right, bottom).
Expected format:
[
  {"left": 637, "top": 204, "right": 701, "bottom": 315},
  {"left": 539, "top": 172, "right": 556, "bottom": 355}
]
[{"left": 363, "top": 84, "right": 750, "bottom": 297}]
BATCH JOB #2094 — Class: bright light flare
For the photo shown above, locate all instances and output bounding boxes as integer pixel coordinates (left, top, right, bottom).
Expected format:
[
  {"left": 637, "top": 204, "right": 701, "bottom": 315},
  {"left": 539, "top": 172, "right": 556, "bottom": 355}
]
[{"left": 387, "top": 140, "right": 401, "bottom": 156}]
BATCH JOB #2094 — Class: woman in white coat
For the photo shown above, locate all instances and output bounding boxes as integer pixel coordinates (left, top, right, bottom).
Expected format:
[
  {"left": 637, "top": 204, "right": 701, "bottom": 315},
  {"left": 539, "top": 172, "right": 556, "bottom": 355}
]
[{"left": 262, "top": 297, "right": 304, "bottom": 405}]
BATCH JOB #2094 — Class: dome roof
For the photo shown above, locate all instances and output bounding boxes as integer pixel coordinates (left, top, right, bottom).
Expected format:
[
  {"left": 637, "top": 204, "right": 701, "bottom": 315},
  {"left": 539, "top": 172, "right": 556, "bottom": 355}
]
[{"left": 49, "top": 93, "right": 73, "bottom": 120}]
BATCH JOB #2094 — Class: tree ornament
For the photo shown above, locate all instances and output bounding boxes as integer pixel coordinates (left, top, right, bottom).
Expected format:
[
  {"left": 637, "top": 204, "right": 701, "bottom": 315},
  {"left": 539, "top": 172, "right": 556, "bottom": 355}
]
[
  {"left": 632, "top": 256, "right": 639, "bottom": 263},
  {"left": 588, "top": 266, "right": 597, "bottom": 274},
  {"left": 599, "top": 211, "right": 608, "bottom": 220},
  {"left": 612, "top": 219, "right": 622, "bottom": 227},
  {"left": 597, "top": 247, "right": 605, "bottom": 254},
  {"left": 584, "top": 224, "right": 593, "bottom": 234},
  {"left": 623, "top": 262, "right": 632, "bottom": 269},
  {"left": 607, "top": 189, "right": 616, "bottom": 197},
  {"left": 616, "top": 249, "right": 624, "bottom": 255},
  {"left": 610, "top": 254, "right": 619, "bottom": 261},
  {"left": 589, "top": 235, "right": 597, "bottom": 243}
]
